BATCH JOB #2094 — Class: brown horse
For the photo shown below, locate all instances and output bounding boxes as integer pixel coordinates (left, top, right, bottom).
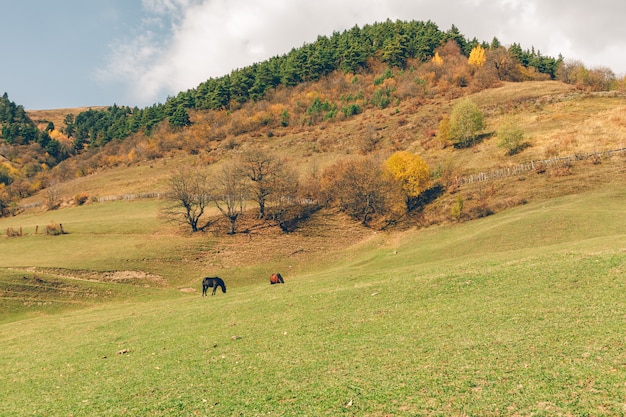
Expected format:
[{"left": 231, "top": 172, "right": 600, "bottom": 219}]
[
  {"left": 270, "top": 273, "right": 284, "bottom": 284},
  {"left": 202, "top": 276, "right": 226, "bottom": 296}
]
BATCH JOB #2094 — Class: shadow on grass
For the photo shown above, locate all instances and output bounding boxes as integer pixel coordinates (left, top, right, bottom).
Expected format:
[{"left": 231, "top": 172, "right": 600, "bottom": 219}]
[
  {"left": 506, "top": 141, "right": 532, "bottom": 156},
  {"left": 453, "top": 132, "right": 495, "bottom": 149},
  {"left": 408, "top": 184, "right": 445, "bottom": 212}
]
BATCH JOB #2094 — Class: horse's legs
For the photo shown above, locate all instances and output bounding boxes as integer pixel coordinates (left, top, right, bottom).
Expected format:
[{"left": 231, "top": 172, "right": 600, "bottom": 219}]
[{"left": 212, "top": 286, "right": 217, "bottom": 295}]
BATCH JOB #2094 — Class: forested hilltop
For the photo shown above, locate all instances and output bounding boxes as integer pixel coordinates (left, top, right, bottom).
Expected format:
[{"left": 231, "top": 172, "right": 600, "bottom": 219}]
[{"left": 1, "top": 19, "right": 623, "bottom": 217}]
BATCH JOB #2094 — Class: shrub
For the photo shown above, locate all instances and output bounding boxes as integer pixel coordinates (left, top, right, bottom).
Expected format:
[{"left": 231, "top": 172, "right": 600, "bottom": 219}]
[
  {"left": 74, "top": 193, "right": 90, "bottom": 206},
  {"left": 374, "top": 68, "right": 394, "bottom": 86},
  {"left": 497, "top": 120, "right": 525, "bottom": 155},
  {"left": 6, "top": 227, "right": 22, "bottom": 237},
  {"left": 341, "top": 104, "right": 362, "bottom": 117},
  {"left": 45, "top": 223, "right": 65, "bottom": 235},
  {"left": 450, "top": 195, "right": 463, "bottom": 220},
  {"left": 371, "top": 87, "right": 393, "bottom": 109}
]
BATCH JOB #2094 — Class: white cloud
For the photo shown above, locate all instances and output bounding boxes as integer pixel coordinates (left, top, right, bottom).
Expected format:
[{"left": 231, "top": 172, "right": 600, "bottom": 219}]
[{"left": 100, "top": 0, "right": 626, "bottom": 107}]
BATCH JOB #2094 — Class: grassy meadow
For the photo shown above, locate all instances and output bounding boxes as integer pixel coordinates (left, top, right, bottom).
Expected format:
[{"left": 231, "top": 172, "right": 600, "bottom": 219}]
[{"left": 1, "top": 184, "right": 625, "bottom": 416}]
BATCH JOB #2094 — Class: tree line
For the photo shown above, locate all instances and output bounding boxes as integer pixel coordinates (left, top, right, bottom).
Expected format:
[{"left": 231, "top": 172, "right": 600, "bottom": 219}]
[{"left": 0, "top": 93, "right": 64, "bottom": 163}]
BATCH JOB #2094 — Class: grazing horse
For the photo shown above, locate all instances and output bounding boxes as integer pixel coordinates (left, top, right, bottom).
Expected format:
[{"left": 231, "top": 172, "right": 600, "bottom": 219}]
[
  {"left": 202, "top": 276, "right": 226, "bottom": 296},
  {"left": 270, "top": 273, "right": 284, "bottom": 285}
]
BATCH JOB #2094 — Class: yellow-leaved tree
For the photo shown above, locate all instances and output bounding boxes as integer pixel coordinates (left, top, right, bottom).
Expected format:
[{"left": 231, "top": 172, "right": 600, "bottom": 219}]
[
  {"left": 468, "top": 45, "right": 486, "bottom": 67},
  {"left": 384, "top": 151, "right": 431, "bottom": 212},
  {"left": 432, "top": 51, "right": 443, "bottom": 66}
]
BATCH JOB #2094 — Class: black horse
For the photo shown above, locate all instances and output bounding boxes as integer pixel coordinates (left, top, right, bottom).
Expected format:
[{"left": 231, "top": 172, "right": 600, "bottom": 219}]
[{"left": 202, "top": 276, "right": 227, "bottom": 296}]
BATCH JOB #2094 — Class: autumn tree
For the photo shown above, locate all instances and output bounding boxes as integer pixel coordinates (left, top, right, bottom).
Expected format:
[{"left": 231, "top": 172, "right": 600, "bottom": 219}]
[
  {"left": 0, "top": 165, "right": 13, "bottom": 186},
  {"left": 486, "top": 47, "right": 522, "bottom": 81},
  {"left": 266, "top": 163, "right": 299, "bottom": 214},
  {"left": 212, "top": 162, "right": 246, "bottom": 234},
  {"left": 320, "top": 155, "right": 392, "bottom": 225},
  {"left": 449, "top": 98, "right": 485, "bottom": 147},
  {"left": 468, "top": 45, "right": 486, "bottom": 67},
  {"left": 0, "top": 184, "right": 10, "bottom": 217},
  {"left": 437, "top": 115, "right": 451, "bottom": 147},
  {"left": 266, "top": 164, "right": 304, "bottom": 231},
  {"left": 162, "top": 168, "right": 212, "bottom": 232},
  {"left": 384, "top": 151, "right": 431, "bottom": 212},
  {"left": 431, "top": 51, "right": 443, "bottom": 66},
  {"left": 557, "top": 60, "right": 616, "bottom": 91},
  {"left": 424, "top": 40, "right": 471, "bottom": 89}
]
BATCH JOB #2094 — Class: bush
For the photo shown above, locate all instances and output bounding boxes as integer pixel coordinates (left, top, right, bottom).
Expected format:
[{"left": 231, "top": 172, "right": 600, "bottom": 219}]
[
  {"left": 498, "top": 120, "right": 525, "bottom": 155},
  {"left": 6, "top": 227, "right": 22, "bottom": 237},
  {"left": 450, "top": 195, "right": 463, "bottom": 221},
  {"left": 341, "top": 104, "right": 362, "bottom": 117},
  {"left": 371, "top": 88, "right": 393, "bottom": 109},
  {"left": 45, "top": 223, "right": 65, "bottom": 235},
  {"left": 74, "top": 193, "right": 90, "bottom": 206}
]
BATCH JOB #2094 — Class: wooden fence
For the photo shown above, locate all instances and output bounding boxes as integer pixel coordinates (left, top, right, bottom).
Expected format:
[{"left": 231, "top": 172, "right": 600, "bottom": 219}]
[
  {"left": 96, "top": 192, "right": 166, "bottom": 203},
  {"left": 456, "top": 147, "right": 625, "bottom": 186}
]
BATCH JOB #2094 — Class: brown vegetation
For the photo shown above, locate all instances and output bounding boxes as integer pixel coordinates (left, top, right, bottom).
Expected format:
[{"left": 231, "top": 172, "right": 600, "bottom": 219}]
[{"left": 7, "top": 47, "right": 624, "bottom": 238}]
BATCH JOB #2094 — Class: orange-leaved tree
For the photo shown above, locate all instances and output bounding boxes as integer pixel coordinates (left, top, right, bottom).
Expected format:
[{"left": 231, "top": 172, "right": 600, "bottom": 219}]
[
  {"left": 320, "top": 155, "right": 393, "bottom": 226},
  {"left": 384, "top": 151, "right": 431, "bottom": 212}
]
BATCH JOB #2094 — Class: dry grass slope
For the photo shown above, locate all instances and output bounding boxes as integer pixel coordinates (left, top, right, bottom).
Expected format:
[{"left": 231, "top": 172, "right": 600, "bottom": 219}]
[{"left": 24, "top": 81, "right": 625, "bottom": 205}]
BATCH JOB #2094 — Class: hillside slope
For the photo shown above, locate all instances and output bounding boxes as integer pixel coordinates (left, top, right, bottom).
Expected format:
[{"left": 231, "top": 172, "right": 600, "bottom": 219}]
[{"left": 20, "top": 80, "right": 626, "bottom": 223}]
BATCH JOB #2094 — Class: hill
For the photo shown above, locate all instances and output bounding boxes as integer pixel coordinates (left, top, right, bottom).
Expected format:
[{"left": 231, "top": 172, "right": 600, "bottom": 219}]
[{"left": 1, "top": 19, "right": 626, "bottom": 415}]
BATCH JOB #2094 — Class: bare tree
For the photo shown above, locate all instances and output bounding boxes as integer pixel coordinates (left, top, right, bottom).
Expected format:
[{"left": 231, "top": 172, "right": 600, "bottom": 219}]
[
  {"left": 45, "top": 182, "right": 61, "bottom": 210},
  {"left": 265, "top": 163, "right": 304, "bottom": 230},
  {"left": 212, "top": 162, "right": 246, "bottom": 234},
  {"left": 237, "top": 150, "right": 284, "bottom": 219},
  {"left": 162, "top": 168, "right": 212, "bottom": 232}
]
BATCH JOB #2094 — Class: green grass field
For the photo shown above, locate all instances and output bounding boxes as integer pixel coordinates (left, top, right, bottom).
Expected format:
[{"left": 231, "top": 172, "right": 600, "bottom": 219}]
[{"left": 1, "top": 186, "right": 625, "bottom": 416}]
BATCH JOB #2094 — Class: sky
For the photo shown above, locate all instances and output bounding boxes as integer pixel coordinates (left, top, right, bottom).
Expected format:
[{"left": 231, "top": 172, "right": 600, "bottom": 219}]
[{"left": 1, "top": 0, "right": 625, "bottom": 110}]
